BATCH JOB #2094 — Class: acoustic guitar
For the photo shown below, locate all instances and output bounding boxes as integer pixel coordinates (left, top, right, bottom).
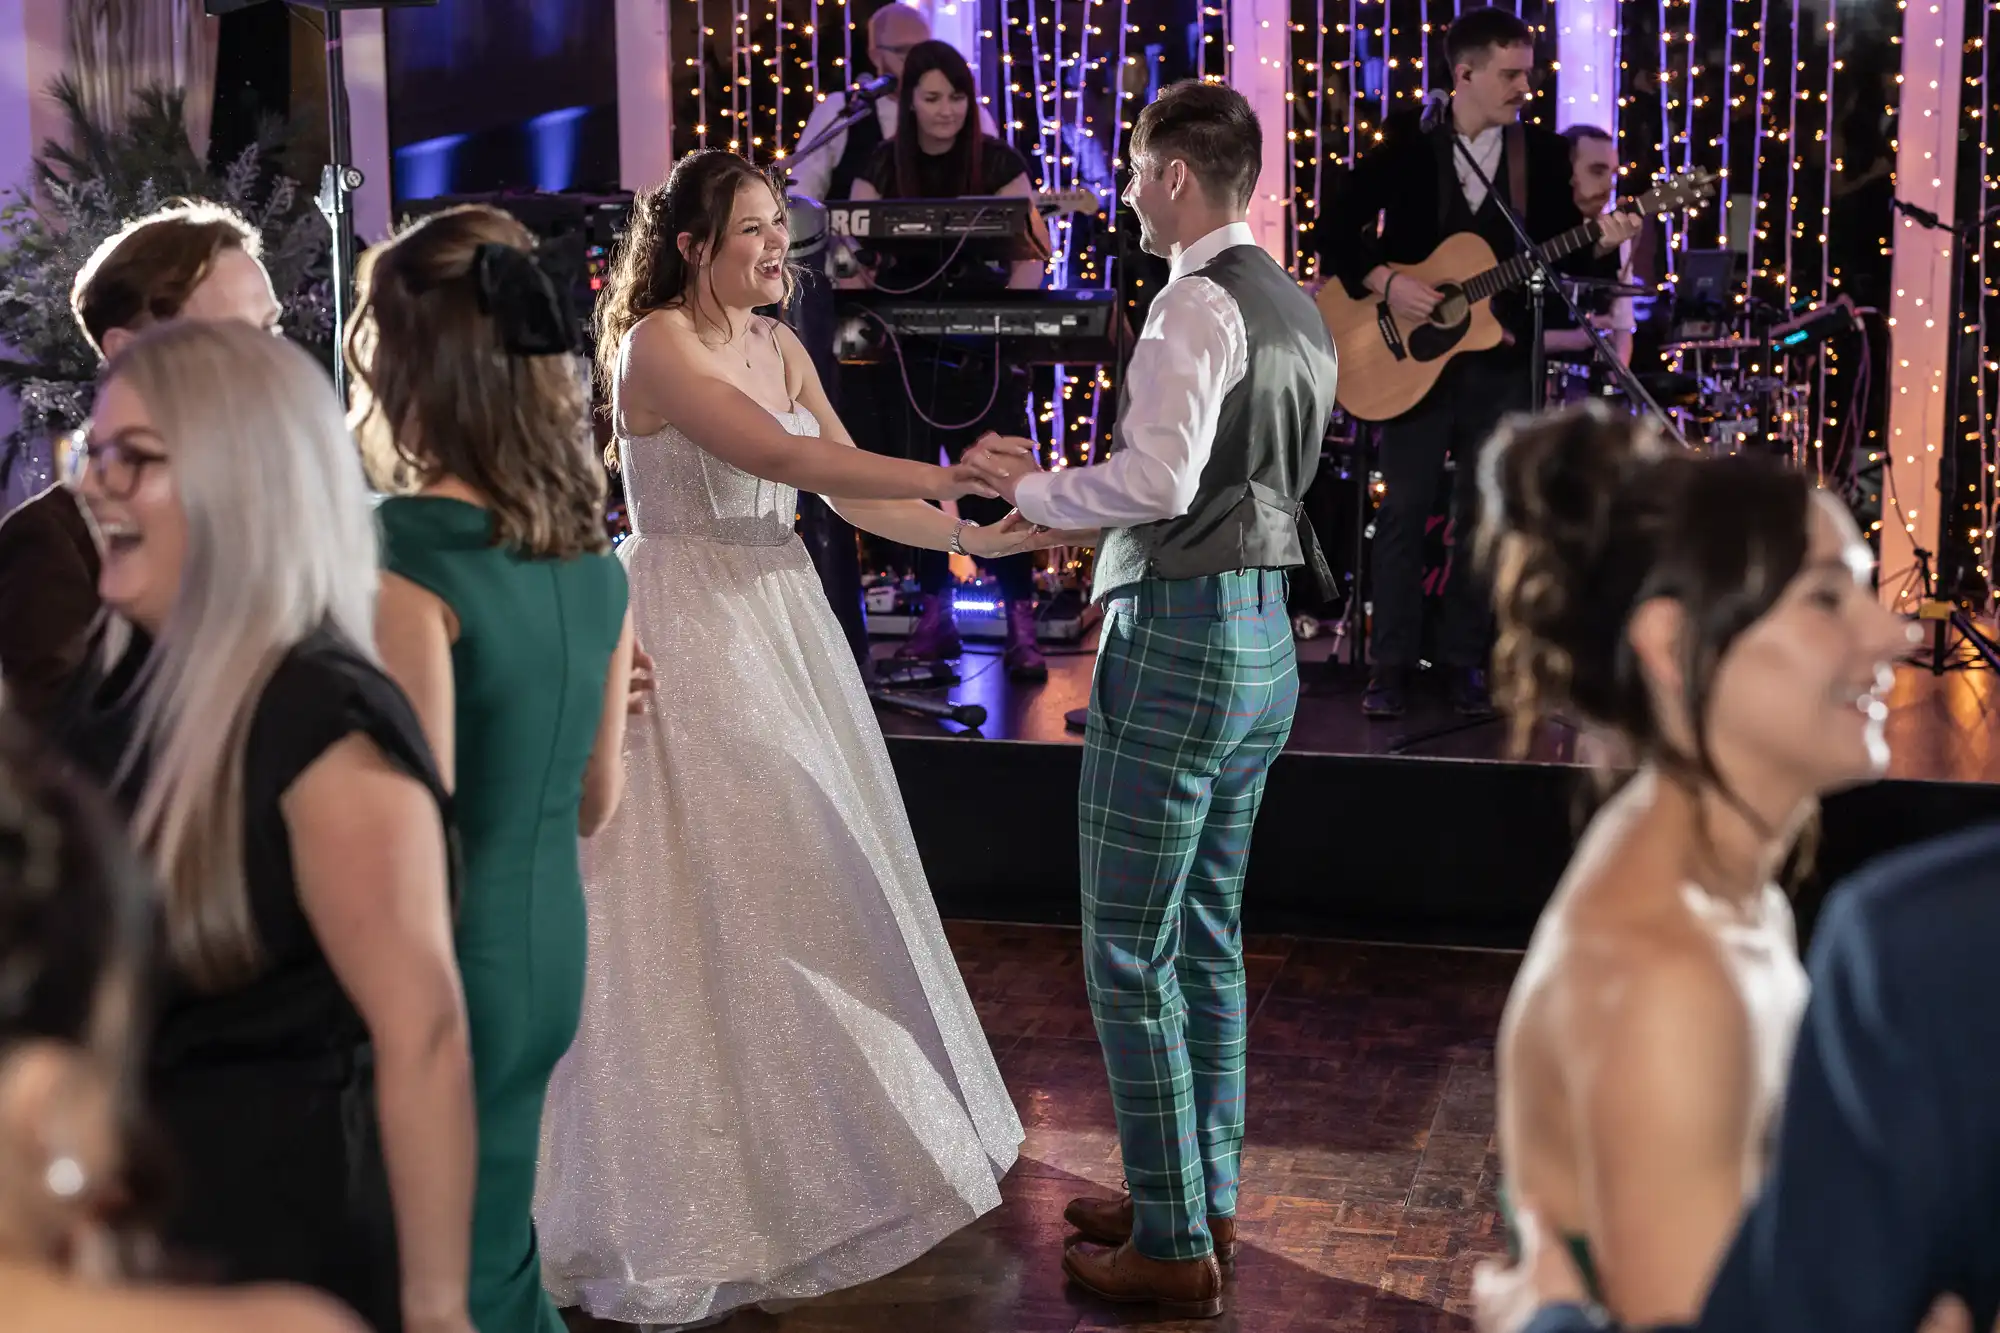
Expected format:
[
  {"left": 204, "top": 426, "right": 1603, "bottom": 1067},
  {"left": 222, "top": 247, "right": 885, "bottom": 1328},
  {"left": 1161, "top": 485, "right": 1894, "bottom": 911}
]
[{"left": 1315, "top": 168, "right": 1717, "bottom": 421}]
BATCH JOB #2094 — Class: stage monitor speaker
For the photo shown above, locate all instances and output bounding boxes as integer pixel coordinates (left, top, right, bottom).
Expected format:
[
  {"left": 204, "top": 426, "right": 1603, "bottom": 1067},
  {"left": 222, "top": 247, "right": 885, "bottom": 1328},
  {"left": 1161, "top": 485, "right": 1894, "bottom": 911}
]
[{"left": 204, "top": 0, "right": 436, "bottom": 13}]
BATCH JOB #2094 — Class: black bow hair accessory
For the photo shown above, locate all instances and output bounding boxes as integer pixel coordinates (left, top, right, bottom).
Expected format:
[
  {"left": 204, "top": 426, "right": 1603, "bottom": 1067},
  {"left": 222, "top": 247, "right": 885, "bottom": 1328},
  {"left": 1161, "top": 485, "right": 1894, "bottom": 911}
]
[{"left": 472, "top": 242, "right": 579, "bottom": 357}]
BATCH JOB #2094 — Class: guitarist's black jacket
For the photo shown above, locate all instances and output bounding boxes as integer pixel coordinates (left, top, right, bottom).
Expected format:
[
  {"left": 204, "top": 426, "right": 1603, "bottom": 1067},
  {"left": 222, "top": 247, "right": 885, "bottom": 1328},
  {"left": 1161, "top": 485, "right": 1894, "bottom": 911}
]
[{"left": 1316, "top": 108, "right": 1604, "bottom": 362}]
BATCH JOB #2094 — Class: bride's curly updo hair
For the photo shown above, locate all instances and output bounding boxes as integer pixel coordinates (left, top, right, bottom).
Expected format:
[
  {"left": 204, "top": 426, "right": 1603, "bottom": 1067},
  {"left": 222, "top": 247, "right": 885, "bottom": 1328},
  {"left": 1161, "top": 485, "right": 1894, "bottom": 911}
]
[
  {"left": 592, "top": 149, "right": 794, "bottom": 406},
  {"left": 1476, "top": 402, "right": 1817, "bottom": 790}
]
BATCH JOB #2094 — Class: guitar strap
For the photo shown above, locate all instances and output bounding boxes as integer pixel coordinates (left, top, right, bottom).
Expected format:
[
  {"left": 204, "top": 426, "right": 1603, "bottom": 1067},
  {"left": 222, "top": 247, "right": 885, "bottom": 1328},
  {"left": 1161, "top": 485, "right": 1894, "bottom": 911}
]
[
  {"left": 1505, "top": 122, "right": 1528, "bottom": 219},
  {"left": 1436, "top": 122, "right": 1530, "bottom": 226}
]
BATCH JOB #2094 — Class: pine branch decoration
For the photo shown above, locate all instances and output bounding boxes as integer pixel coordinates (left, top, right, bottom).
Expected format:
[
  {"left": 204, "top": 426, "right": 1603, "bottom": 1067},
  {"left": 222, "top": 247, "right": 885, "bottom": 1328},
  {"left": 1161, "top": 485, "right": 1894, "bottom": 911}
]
[{"left": 0, "top": 76, "right": 333, "bottom": 459}]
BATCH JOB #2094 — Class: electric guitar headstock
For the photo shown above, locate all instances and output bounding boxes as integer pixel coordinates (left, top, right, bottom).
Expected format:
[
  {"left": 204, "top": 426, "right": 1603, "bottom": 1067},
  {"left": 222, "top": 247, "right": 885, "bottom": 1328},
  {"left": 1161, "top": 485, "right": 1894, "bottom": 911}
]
[
  {"left": 1034, "top": 188, "right": 1105, "bottom": 218},
  {"left": 1628, "top": 168, "right": 1720, "bottom": 218}
]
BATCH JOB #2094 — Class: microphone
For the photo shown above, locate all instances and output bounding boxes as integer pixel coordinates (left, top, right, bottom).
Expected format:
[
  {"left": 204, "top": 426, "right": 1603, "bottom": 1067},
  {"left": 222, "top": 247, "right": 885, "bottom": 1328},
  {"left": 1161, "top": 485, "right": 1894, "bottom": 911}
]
[
  {"left": 866, "top": 689, "right": 988, "bottom": 731},
  {"left": 1419, "top": 89, "right": 1448, "bottom": 132},
  {"left": 849, "top": 73, "right": 897, "bottom": 103}
]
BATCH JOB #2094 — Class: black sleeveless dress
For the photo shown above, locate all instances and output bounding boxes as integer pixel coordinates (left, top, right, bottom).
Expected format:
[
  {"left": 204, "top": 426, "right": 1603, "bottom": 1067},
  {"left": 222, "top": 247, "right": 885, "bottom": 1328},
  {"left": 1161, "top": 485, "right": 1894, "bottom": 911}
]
[{"left": 57, "top": 626, "right": 452, "bottom": 1333}]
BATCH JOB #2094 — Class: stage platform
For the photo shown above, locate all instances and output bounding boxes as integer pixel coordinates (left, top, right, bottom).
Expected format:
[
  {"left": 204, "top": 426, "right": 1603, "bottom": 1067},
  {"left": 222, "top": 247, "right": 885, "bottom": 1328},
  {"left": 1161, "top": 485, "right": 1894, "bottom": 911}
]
[{"left": 871, "top": 627, "right": 2000, "bottom": 948}]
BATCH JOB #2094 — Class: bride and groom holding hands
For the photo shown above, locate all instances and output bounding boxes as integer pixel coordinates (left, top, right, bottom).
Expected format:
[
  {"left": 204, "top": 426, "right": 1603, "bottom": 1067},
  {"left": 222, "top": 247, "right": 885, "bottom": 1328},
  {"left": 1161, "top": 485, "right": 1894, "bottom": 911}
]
[{"left": 541, "top": 77, "right": 1334, "bottom": 1326}]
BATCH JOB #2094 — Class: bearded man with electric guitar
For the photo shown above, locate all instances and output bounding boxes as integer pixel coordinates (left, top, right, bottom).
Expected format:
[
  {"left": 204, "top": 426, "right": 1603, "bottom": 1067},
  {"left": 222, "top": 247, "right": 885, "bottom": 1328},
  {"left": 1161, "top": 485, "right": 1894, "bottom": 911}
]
[{"left": 1316, "top": 7, "right": 1641, "bottom": 720}]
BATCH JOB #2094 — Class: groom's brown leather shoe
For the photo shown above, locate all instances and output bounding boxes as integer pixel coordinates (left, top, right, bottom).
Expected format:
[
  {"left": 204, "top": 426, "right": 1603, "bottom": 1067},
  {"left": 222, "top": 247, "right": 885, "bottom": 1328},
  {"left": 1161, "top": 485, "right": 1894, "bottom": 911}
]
[
  {"left": 1061, "top": 1240, "right": 1224, "bottom": 1319},
  {"left": 1064, "top": 1192, "right": 1239, "bottom": 1263}
]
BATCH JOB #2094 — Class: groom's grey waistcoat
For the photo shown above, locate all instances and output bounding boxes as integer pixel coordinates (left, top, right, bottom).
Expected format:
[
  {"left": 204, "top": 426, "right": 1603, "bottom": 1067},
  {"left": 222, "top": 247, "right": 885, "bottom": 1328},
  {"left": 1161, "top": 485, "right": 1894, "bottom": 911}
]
[{"left": 1091, "top": 244, "right": 1340, "bottom": 602}]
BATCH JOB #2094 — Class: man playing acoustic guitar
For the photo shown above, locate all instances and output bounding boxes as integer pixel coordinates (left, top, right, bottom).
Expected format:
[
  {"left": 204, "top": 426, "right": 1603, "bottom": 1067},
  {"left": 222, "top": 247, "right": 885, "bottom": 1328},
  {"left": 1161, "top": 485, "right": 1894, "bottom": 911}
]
[{"left": 1318, "top": 7, "right": 1639, "bottom": 720}]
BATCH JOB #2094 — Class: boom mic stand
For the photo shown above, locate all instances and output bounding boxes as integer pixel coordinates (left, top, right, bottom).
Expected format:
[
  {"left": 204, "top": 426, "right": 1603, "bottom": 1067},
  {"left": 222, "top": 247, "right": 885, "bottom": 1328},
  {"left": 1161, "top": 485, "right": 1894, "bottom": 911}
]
[
  {"left": 315, "top": 8, "right": 362, "bottom": 405},
  {"left": 1388, "top": 112, "right": 1678, "bottom": 756},
  {"left": 777, "top": 81, "right": 899, "bottom": 680},
  {"left": 786, "top": 86, "right": 895, "bottom": 195}
]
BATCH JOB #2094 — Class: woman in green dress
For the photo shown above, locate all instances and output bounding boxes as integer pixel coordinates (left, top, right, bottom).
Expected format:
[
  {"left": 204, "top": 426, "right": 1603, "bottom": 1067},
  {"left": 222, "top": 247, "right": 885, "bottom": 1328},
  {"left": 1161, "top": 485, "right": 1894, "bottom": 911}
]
[{"left": 348, "top": 204, "right": 636, "bottom": 1333}]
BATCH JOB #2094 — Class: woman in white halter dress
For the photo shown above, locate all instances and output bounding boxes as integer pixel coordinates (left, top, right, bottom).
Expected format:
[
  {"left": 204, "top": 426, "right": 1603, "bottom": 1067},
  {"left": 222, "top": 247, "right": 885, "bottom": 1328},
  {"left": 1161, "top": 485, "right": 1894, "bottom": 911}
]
[{"left": 535, "top": 153, "right": 1067, "bottom": 1327}]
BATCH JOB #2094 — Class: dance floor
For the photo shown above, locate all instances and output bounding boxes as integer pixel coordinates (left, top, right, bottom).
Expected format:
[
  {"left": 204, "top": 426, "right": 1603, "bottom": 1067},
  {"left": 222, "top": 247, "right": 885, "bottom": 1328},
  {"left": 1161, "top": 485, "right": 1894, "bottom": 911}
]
[{"left": 569, "top": 922, "right": 1515, "bottom": 1333}]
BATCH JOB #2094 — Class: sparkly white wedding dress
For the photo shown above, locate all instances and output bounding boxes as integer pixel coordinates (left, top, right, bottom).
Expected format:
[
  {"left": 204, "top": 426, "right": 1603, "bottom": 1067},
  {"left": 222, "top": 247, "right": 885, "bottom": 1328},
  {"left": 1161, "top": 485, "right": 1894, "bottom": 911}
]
[{"left": 534, "top": 386, "right": 1022, "bottom": 1327}]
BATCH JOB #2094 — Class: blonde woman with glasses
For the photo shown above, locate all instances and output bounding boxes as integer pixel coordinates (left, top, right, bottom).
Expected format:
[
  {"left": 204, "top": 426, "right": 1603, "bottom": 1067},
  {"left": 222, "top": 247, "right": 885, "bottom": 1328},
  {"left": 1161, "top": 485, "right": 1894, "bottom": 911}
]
[{"left": 53, "top": 320, "right": 477, "bottom": 1333}]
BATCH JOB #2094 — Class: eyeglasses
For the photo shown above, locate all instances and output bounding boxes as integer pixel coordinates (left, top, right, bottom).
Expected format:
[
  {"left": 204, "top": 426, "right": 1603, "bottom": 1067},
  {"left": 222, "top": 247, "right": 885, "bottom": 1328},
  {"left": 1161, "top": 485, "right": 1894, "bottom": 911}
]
[{"left": 60, "top": 428, "right": 171, "bottom": 502}]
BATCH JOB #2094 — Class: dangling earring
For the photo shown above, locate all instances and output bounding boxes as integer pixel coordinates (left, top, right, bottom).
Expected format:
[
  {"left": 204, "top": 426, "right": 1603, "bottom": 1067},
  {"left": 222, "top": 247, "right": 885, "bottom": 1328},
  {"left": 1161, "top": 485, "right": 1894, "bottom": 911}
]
[
  {"left": 43, "top": 1152, "right": 86, "bottom": 1200},
  {"left": 34, "top": 1060, "right": 98, "bottom": 1205}
]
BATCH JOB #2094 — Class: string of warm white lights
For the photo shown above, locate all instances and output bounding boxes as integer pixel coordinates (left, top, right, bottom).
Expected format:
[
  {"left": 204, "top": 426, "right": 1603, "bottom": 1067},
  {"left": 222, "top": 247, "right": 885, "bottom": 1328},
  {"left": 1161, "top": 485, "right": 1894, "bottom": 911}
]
[
  {"left": 1744, "top": 0, "right": 1765, "bottom": 275},
  {"left": 1088, "top": 0, "right": 1133, "bottom": 463},
  {"left": 1719, "top": 1, "right": 1733, "bottom": 254},
  {"left": 730, "top": 0, "right": 744, "bottom": 150},
  {"left": 695, "top": 0, "right": 709, "bottom": 146},
  {"left": 1814, "top": 7, "right": 1835, "bottom": 481},
  {"left": 1654, "top": 0, "right": 1679, "bottom": 271},
  {"left": 1961, "top": 2, "right": 1995, "bottom": 591},
  {"left": 996, "top": 0, "right": 1135, "bottom": 464}
]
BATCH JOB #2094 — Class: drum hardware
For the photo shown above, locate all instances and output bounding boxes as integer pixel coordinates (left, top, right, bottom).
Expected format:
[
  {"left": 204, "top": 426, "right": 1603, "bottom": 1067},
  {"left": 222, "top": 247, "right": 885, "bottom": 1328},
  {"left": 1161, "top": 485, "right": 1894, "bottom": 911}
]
[
  {"left": 1662, "top": 336, "right": 1762, "bottom": 353},
  {"left": 1557, "top": 275, "right": 1654, "bottom": 300},
  {"left": 1636, "top": 370, "right": 1704, "bottom": 408},
  {"left": 786, "top": 193, "right": 828, "bottom": 258}
]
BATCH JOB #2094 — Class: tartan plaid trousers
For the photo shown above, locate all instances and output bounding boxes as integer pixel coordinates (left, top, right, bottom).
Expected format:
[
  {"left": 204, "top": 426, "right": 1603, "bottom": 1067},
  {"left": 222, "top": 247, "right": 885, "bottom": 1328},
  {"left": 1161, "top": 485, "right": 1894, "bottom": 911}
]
[{"left": 1079, "top": 568, "right": 1298, "bottom": 1262}]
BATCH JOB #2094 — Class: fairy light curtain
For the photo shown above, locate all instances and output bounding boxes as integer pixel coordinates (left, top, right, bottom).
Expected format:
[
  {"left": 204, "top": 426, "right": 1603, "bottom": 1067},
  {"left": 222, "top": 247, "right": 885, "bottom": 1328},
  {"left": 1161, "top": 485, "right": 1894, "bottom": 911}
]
[
  {"left": 1945, "top": 0, "right": 1997, "bottom": 599},
  {"left": 664, "top": 0, "right": 1923, "bottom": 494},
  {"left": 1287, "top": 0, "right": 1564, "bottom": 276}
]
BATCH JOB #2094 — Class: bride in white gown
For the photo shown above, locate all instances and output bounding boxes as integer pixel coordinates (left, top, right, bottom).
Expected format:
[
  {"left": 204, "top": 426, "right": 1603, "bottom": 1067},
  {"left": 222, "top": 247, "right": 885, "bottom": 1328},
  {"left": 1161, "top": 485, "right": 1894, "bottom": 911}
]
[{"left": 535, "top": 150, "right": 1074, "bottom": 1326}]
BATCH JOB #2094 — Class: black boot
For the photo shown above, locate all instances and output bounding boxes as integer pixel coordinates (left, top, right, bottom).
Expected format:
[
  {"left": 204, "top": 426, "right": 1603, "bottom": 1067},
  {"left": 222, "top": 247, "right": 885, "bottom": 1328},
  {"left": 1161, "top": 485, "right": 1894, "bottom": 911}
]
[
  {"left": 1003, "top": 599, "right": 1048, "bottom": 682},
  {"left": 1450, "top": 667, "right": 1495, "bottom": 717},
  {"left": 1362, "top": 667, "right": 1408, "bottom": 719},
  {"left": 896, "top": 594, "right": 962, "bottom": 661}
]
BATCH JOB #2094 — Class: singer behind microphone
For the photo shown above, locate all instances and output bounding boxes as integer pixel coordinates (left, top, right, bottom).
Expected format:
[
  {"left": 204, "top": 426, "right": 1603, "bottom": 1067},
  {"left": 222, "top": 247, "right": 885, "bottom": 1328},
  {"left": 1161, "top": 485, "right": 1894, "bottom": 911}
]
[
  {"left": 1315, "top": 6, "right": 1635, "bottom": 723},
  {"left": 785, "top": 3, "right": 997, "bottom": 208}
]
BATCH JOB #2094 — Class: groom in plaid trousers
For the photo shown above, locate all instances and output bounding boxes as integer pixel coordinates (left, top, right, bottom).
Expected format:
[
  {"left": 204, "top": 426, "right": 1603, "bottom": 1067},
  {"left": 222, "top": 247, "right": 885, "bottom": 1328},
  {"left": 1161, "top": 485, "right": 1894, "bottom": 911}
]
[{"left": 968, "top": 80, "right": 1339, "bottom": 1319}]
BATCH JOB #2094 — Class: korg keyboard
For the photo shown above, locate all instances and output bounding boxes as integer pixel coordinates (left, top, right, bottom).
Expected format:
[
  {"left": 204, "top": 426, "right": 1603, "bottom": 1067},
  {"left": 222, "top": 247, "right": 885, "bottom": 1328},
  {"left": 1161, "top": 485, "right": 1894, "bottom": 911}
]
[
  {"left": 833, "top": 289, "right": 1127, "bottom": 366},
  {"left": 826, "top": 195, "right": 1033, "bottom": 242}
]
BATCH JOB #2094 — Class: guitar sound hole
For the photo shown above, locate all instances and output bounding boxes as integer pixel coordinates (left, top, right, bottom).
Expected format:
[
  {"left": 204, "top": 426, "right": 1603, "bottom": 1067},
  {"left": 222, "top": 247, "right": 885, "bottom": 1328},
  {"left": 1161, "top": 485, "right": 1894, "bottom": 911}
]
[{"left": 1408, "top": 283, "right": 1471, "bottom": 363}]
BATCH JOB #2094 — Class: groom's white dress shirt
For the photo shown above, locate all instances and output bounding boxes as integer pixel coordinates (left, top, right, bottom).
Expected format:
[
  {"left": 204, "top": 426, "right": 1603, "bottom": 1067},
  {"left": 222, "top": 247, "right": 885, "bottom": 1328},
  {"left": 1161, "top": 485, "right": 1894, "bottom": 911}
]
[{"left": 1011, "top": 221, "right": 1254, "bottom": 532}]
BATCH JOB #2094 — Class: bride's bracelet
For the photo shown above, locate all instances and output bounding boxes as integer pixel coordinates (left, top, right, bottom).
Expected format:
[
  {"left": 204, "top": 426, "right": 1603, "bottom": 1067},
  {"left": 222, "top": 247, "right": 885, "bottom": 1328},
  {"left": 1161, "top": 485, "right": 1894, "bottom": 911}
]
[{"left": 949, "top": 517, "right": 975, "bottom": 555}]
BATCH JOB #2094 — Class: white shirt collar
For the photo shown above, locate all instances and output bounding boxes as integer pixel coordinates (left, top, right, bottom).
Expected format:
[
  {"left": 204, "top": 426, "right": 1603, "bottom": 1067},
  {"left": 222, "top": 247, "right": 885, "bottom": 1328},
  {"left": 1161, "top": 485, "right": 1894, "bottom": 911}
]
[{"left": 1169, "top": 221, "right": 1257, "bottom": 283}]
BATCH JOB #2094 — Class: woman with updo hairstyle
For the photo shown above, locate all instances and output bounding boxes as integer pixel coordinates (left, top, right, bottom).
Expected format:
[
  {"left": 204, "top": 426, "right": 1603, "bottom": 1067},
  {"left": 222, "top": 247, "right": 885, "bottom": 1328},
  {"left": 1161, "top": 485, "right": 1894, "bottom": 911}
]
[
  {"left": 55, "top": 319, "right": 474, "bottom": 1333},
  {"left": 0, "top": 719, "right": 358, "bottom": 1332},
  {"left": 347, "top": 202, "right": 635, "bottom": 1333},
  {"left": 1480, "top": 403, "right": 1915, "bottom": 1324}
]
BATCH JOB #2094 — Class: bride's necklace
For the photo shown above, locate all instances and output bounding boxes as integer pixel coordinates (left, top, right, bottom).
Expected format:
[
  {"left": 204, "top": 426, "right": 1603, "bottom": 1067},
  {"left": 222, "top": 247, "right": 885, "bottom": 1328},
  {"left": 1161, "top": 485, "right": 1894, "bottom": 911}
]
[{"left": 702, "top": 316, "right": 755, "bottom": 370}]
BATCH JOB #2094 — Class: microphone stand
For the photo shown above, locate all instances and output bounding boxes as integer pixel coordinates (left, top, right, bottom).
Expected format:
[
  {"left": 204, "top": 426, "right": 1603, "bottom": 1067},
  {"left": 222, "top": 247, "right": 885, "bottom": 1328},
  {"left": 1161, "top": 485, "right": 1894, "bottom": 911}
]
[
  {"left": 779, "top": 87, "right": 890, "bottom": 679},
  {"left": 786, "top": 90, "right": 892, "bottom": 196},
  {"left": 1446, "top": 120, "right": 1689, "bottom": 447}
]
